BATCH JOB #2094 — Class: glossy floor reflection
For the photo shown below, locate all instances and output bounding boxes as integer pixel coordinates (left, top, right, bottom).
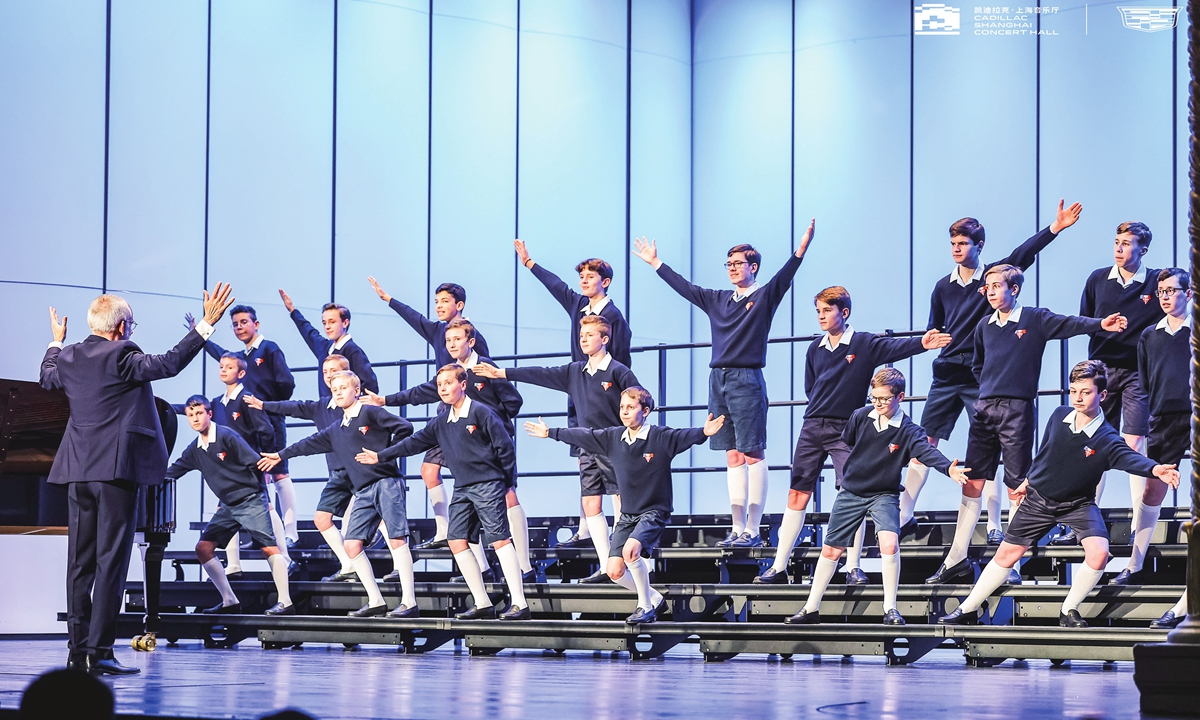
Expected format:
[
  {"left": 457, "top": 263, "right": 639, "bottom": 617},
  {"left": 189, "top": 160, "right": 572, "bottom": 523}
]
[{"left": 0, "top": 639, "right": 1163, "bottom": 719}]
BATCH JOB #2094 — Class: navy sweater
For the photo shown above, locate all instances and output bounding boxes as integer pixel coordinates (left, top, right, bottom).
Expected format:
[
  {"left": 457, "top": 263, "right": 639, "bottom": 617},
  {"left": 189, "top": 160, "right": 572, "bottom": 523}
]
[
  {"left": 1080, "top": 267, "right": 1164, "bottom": 370},
  {"left": 279, "top": 404, "right": 412, "bottom": 491},
  {"left": 972, "top": 306, "right": 1105, "bottom": 400},
  {"left": 804, "top": 332, "right": 927, "bottom": 419},
  {"left": 385, "top": 356, "right": 523, "bottom": 437},
  {"left": 529, "top": 263, "right": 633, "bottom": 367},
  {"left": 289, "top": 309, "right": 379, "bottom": 398},
  {"left": 386, "top": 298, "right": 491, "bottom": 370},
  {"left": 657, "top": 253, "right": 803, "bottom": 369},
  {"left": 1138, "top": 322, "right": 1191, "bottom": 417},
  {"left": 165, "top": 425, "right": 265, "bottom": 506},
  {"left": 549, "top": 425, "right": 707, "bottom": 515},
  {"left": 210, "top": 387, "right": 275, "bottom": 453},
  {"left": 506, "top": 359, "right": 639, "bottom": 430},
  {"left": 262, "top": 398, "right": 344, "bottom": 471},
  {"left": 204, "top": 339, "right": 295, "bottom": 403},
  {"left": 1027, "top": 406, "right": 1159, "bottom": 499},
  {"left": 377, "top": 399, "right": 515, "bottom": 488},
  {"left": 839, "top": 407, "right": 954, "bottom": 497},
  {"left": 928, "top": 226, "right": 1059, "bottom": 358}
]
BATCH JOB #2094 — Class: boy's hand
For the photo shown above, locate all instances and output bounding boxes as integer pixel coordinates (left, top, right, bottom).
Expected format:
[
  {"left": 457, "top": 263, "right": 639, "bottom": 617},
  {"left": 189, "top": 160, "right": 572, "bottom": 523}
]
[
  {"left": 632, "top": 236, "right": 662, "bottom": 269},
  {"left": 278, "top": 288, "right": 295, "bottom": 313},
  {"left": 795, "top": 218, "right": 816, "bottom": 259},
  {"left": 367, "top": 276, "right": 391, "bottom": 303},
  {"left": 524, "top": 417, "right": 550, "bottom": 438},
  {"left": 1048, "top": 198, "right": 1083, "bottom": 234},
  {"left": 1101, "top": 313, "right": 1128, "bottom": 333},
  {"left": 473, "top": 362, "right": 505, "bottom": 379},
  {"left": 183, "top": 312, "right": 197, "bottom": 332},
  {"left": 703, "top": 413, "right": 725, "bottom": 437},
  {"left": 257, "top": 452, "right": 282, "bottom": 472},
  {"left": 514, "top": 239, "right": 533, "bottom": 268},
  {"left": 201, "top": 282, "right": 235, "bottom": 326},
  {"left": 921, "top": 329, "right": 952, "bottom": 350},
  {"left": 1153, "top": 464, "right": 1180, "bottom": 489},
  {"left": 356, "top": 448, "right": 380, "bottom": 465},
  {"left": 244, "top": 394, "right": 264, "bottom": 410},
  {"left": 946, "top": 459, "right": 971, "bottom": 485},
  {"left": 1008, "top": 479, "right": 1029, "bottom": 503},
  {"left": 49, "top": 307, "right": 67, "bottom": 343},
  {"left": 361, "top": 389, "right": 387, "bottom": 407}
]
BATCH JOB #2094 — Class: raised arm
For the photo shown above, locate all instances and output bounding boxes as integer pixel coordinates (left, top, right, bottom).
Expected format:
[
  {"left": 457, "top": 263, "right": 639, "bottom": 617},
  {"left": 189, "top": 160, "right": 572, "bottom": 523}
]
[
  {"left": 998, "top": 200, "right": 1082, "bottom": 270},
  {"left": 759, "top": 218, "right": 815, "bottom": 310},
  {"left": 521, "top": 245, "right": 582, "bottom": 313},
  {"left": 385, "top": 297, "right": 441, "bottom": 348},
  {"left": 867, "top": 333, "right": 938, "bottom": 366},
  {"left": 288, "top": 306, "right": 328, "bottom": 361},
  {"left": 119, "top": 283, "right": 233, "bottom": 383},
  {"left": 1042, "top": 309, "right": 1119, "bottom": 340},
  {"left": 504, "top": 364, "right": 572, "bottom": 394},
  {"left": 545, "top": 426, "right": 609, "bottom": 456}
]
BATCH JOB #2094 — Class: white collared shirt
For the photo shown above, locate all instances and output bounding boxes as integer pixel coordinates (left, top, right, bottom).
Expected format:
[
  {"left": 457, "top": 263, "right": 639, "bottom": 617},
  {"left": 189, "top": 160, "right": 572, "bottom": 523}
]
[
  {"left": 950, "top": 264, "right": 982, "bottom": 287},
  {"left": 447, "top": 396, "right": 473, "bottom": 423},
  {"left": 222, "top": 383, "right": 244, "bottom": 405},
  {"left": 326, "top": 398, "right": 338, "bottom": 410},
  {"left": 582, "top": 296, "right": 612, "bottom": 316},
  {"left": 988, "top": 303, "right": 1023, "bottom": 327},
  {"left": 1156, "top": 313, "right": 1191, "bottom": 336},
  {"left": 1108, "top": 264, "right": 1148, "bottom": 289},
  {"left": 341, "top": 401, "right": 363, "bottom": 427},
  {"left": 330, "top": 334, "right": 352, "bottom": 353},
  {"left": 585, "top": 352, "right": 613, "bottom": 376},
  {"left": 245, "top": 334, "right": 264, "bottom": 353},
  {"left": 818, "top": 325, "right": 855, "bottom": 352},
  {"left": 1063, "top": 409, "right": 1104, "bottom": 437},
  {"left": 622, "top": 423, "right": 651, "bottom": 445},
  {"left": 197, "top": 422, "right": 218, "bottom": 450},
  {"left": 458, "top": 351, "right": 480, "bottom": 371},
  {"left": 867, "top": 407, "right": 904, "bottom": 433},
  {"left": 732, "top": 282, "right": 760, "bottom": 302}
]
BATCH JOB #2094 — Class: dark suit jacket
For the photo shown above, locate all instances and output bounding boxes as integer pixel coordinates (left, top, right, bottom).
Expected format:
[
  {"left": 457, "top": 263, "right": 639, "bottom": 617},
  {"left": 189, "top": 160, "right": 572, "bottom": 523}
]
[{"left": 40, "top": 330, "right": 207, "bottom": 485}]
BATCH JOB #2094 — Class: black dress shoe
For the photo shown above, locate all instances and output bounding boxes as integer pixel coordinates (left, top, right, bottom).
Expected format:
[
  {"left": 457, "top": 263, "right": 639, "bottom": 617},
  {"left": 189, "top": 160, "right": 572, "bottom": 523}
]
[
  {"left": 452, "top": 569, "right": 496, "bottom": 584},
  {"left": 578, "top": 568, "right": 611, "bottom": 584},
  {"left": 322, "top": 569, "right": 358, "bottom": 582},
  {"left": 286, "top": 559, "right": 299, "bottom": 577},
  {"left": 1108, "top": 568, "right": 1138, "bottom": 586},
  {"left": 265, "top": 602, "right": 295, "bottom": 616},
  {"left": 388, "top": 604, "right": 420, "bottom": 619},
  {"left": 1049, "top": 526, "right": 1079, "bottom": 546},
  {"left": 845, "top": 568, "right": 869, "bottom": 585},
  {"left": 499, "top": 605, "right": 532, "bottom": 621},
  {"left": 202, "top": 602, "right": 242, "bottom": 615},
  {"left": 285, "top": 537, "right": 298, "bottom": 549},
  {"left": 455, "top": 605, "right": 498, "bottom": 620},
  {"left": 555, "top": 532, "right": 592, "bottom": 549},
  {"left": 715, "top": 530, "right": 740, "bottom": 548},
  {"left": 753, "top": 568, "right": 789, "bottom": 585},
  {"left": 381, "top": 570, "right": 401, "bottom": 583},
  {"left": 625, "top": 605, "right": 658, "bottom": 625},
  {"left": 987, "top": 530, "right": 1004, "bottom": 546},
  {"left": 415, "top": 537, "right": 449, "bottom": 551},
  {"left": 883, "top": 609, "right": 906, "bottom": 626},
  {"left": 1151, "top": 610, "right": 1184, "bottom": 629},
  {"left": 731, "top": 532, "right": 763, "bottom": 548},
  {"left": 87, "top": 656, "right": 140, "bottom": 676},
  {"left": 224, "top": 570, "right": 244, "bottom": 580},
  {"left": 784, "top": 608, "right": 820, "bottom": 625},
  {"left": 521, "top": 569, "right": 539, "bottom": 584},
  {"left": 925, "top": 559, "right": 974, "bottom": 585},
  {"left": 1005, "top": 568, "right": 1022, "bottom": 585},
  {"left": 347, "top": 603, "right": 389, "bottom": 618},
  {"left": 66, "top": 653, "right": 87, "bottom": 671},
  {"left": 937, "top": 608, "right": 977, "bottom": 625},
  {"left": 1059, "top": 609, "right": 1088, "bottom": 628}
]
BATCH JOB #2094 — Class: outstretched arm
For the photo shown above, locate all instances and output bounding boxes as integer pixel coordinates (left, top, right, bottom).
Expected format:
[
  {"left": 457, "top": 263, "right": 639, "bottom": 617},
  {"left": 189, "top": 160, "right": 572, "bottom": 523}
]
[{"left": 118, "top": 283, "right": 234, "bottom": 383}]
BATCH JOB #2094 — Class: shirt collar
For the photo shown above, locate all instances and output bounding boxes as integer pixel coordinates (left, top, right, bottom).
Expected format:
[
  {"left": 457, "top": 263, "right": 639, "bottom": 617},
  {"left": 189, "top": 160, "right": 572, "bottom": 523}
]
[
  {"left": 197, "top": 422, "right": 218, "bottom": 450},
  {"left": 1108, "top": 264, "right": 1148, "bottom": 288},
  {"left": 622, "top": 423, "right": 651, "bottom": 445},
  {"left": 221, "top": 383, "right": 244, "bottom": 405},
  {"left": 458, "top": 351, "right": 480, "bottom": 371},
  {"left": 341, "top": 401, "right": 363, "bottom": 426},
  {"left": 585, "top": 353, "right": 613, "bottom": 375},
  {"left": 1063, "top": 409, "right": 1105, "bottom": 437},
  {"left": 988, "top": 303, "right": 1023, "bottom": 327},
  {"left": 582, "top": 296, "right": 612, "bottom": 316},
  {"left": 950, "top": 264, "right": 982, "bottom": 287},
  {"left": 330, "top": 334, "right": 352, "bottom": 353},
  {"left": 246, "top": 335, "right": 264, "bottom": 352},
  {"left": 732, "top": 282, "right": 760, "bottom": 302},
  {"left": 447, "top": 396, "right": 473, "bottom": 423},
  {"left": 818, "top": 325, "right": 854, "bottom": 351},
  {"left": 326, "top": 397, "right": 338, "bottom": 410},
  {"left": 1156, "top": 313, "right": 1190, "bottom": 335},
  {"left": 867, "top": 408, "right": 904, "bottom": 432}
]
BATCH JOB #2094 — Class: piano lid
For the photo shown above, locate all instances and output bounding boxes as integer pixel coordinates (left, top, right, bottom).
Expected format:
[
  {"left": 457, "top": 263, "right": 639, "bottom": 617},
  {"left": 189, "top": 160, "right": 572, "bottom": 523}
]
[{"left": 0, "top": 378, "right": 69, "bottom": 476}]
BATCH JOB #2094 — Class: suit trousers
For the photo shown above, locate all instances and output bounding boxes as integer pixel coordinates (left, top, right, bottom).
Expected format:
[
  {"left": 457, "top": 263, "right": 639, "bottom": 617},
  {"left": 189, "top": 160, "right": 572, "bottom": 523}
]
[{"left": 66, "top": 480, "right": 139, "bottom": 658}]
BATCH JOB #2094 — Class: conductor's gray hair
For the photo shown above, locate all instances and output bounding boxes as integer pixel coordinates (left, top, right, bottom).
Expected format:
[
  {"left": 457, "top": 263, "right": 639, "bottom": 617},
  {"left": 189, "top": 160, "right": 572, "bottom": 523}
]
[{"left": 87, "top": 295, "right": 133, "bottom": 336}]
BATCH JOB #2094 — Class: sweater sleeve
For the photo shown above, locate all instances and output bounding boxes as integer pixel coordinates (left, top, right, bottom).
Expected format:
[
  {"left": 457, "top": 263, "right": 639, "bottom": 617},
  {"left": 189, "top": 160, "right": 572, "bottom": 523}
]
[
  {"left": 840, "top": 413, "right": 860, "bottom": 449},
  {"left": 529, "top": 262, "right": 582, "bottom": 315},
  {"left": 263, "top": 400, "right": 316, "bottom": 420},
  {"left": 344, "top": 344, "right": 379, "bottom": 394},
  {"left": 376, "top": 422, "right": 439, "bottom": 464},
  {"left": 997, "top": 226, "right": 1058, "bottom": 271},
  {"left": 387, "top": 297, "right": 441, "bottom": 347},
  {"left": 662, "top": 426, "right": 709, "bottom": 457},
  {"left": 867, "top": 334, "right": 928, "bottom": 366},
  {"left": 803, "top": 343, "right": 818, "bottom": 399},
  {"left": 491, "top": 376, "right": 524, "bottom": 421},
  {"left": 760, "top": 254, "right": 804, "bottom": 315},
  {"left": 655, "top": 262, "right": 718, "bottom": 313},
  {"left": 505, "top": 365, "right": 571, "bottom": 394},
  {"left": 1080, "top": 273, "right": 1097, "bottom": 318},
  {"left": 227, "top": 431, "right": 264, "bottom": 469},
  {"left": 548, "top": 427, "right": 608, "bottom": 456},
  {"left": 907, "top": 428, "right": 953, "bottom": 475},
  {"left": 614, "top": 363, "right": 641, "bottom": 390},
  {"left": 485, "top": 411, "right": 517, "bottom": 485},
  {"left": 279, "top": 427, "right": 335, "bottom": 461},
  {"left": 927, "top": 283, "right": 946, "bottom": 332},
  {"left": 1107, "top": 438, "right": 1160, "bottom": 478},
  {"left": 1040, "top": 309, "right": 1105, "bottom": 340},
  {"left": 608, "top": 312, "right": 634, "bottom": 367},
  {"left": 372, "top": 408, "right": 415, "bottom": 445},
  {"left": 266, "top": 344, "right": 296, "bottom": 400},
  {"left": 971, "top": 320, "right": 986, "bottom": 382},
  {"left": 204, "top": 339, "right": 228, "bottom": 363},
  {"left": 386, "top": 380, "right": 439, "bottom": 407},
  {"left": 290, "top": 309, "right": 328, "bottom": 362},
  {"left": 246, "top": 404, "right": 276, "bottom": 452},
  {"left": 164, "top": 448, "right": 199, "bottom": 481}
]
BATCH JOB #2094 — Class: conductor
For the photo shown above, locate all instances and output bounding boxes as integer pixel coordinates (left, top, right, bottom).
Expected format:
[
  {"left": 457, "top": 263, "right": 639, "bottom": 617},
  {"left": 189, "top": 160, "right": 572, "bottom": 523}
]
[{"left": 40, "top": 283, "right": 235, "bottom": 675}]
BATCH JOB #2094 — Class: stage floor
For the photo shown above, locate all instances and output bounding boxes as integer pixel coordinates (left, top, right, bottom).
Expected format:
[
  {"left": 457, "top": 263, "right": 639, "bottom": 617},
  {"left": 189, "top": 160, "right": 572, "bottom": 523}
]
[{"left": 0, "top": 638, "right": 1165, "bottom": 719}]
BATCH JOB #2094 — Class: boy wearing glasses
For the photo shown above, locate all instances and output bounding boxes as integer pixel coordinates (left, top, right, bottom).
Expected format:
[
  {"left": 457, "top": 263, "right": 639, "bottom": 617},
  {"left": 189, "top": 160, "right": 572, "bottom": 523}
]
[
  {"left": 785, "top": 369, "right": 969, "bottom": 626},
  {"left": 755, "top": 287, "right": 950, "bottom": 584},
  {"left": 633, "top": 220, "right": 815, "bottom": 548}
]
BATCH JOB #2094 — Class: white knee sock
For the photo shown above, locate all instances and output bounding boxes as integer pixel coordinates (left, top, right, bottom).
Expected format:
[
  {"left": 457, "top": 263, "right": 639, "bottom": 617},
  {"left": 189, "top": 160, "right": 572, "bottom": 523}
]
[
  {"left": 959, "top": 559, "right": 1012, "bottom": 614},
  {"left": 1127, "top": 502, "right": 1161, "bottom": 573},
  {"left": 452, "top": 549, "right": 492, "bottom": 608},
  {"left": 770, "top": 508, "right": 806, "bottom": 572},
  {"left": 268, "top": 505, "right": 291, "bottom": 562},
  {"left": 1061, "top": 562, "right": 1105, "bottom": 613},
  {"left": 507, "top": 505, "right": 533, "bottom": 573},
  {"left": 320, "top": 526, "right": 354, "bottom": 573},
  {"left": 428, "top": 484, "right": 449, "bottom": 540},
  {"left": 577, "top": 508, "right": 592, "bottom": 539},
  {"left": 266, "top": 553, "right": 292, "bottom": 606},
  {"left": 469, "top": 542, "right": 488, "bottom": 574},
  {"left": 803, "top": 556, "right": 839, "bottom": 613},
  {"left": 844, "top": 521, "right": 866, "bottom": 571},
  {"left": 340, "top": 496, "right": 355, "bottom": 535},
  {"left": 224, "top": 534, "right": 242, "bottom": 573},
  {"left": 1094, "top": 473, "right": 1107, "bottom": 504},
  {"left": 727, "top": 464, "right": 749, "bottom": 534},
  {"left": 746, "top": 461, "right": 768, "bottom": 538},
  {"left": 350, "top": 552, "right": 385, "bottom": 608},
  {"left": 944, "top": 495, "right": 983, "bottom": 567},
  {"left": 389, "top": 544, "right": 416, "bottom": 609},
  {"left": 983, "top": 480, "right": 1001, "bottom": 534},
  {"left": 900, "top": 463, "right": 929, "bottom": 526},
  {"left": 624, "top": 556, "right": 661, "bottom": 610},
  {"left": 611, "top": 494, "right": 622, "bottom": 518},
  {"left": 273, "top": 476, "right": 299, "bottom": 541},
  {"left": 1129, "top": 473, "right": 1147, "bottom": 516},
  {"left": 881, "top": 551, "right": 900, "bottom": 612},
  {"left": 495, "top": 543, "right": 528, "bottom": 610},
  {"left": 1171, "top": 590, "right": 1188, "bottom": 617},
  {"left": 202, "top": 558, "right": 239, "bottom": 606},
  {"left": 585, "top": 513, "right": 611, "bottom": 563}
]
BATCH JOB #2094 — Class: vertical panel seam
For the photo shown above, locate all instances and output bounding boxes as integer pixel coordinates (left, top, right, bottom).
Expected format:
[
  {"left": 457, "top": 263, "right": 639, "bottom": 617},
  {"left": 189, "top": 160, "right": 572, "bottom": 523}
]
[
  {"left": 331, "top": 0, "right": 339, "bottom": 302},
  {"left": 514, "top": 0, "right": 521, "bottom": 358},
  {"left": 426, "top": 0, "right": 434, "bottom": 342},
  {"left": 625, "top": 0, "right": 633, "bottom": 324},
  {"left": 102, "top": 0, "right": 112, "bottom": 294},
  {"left": 202, "top": 0, "right": 213, "bottom": 399}
]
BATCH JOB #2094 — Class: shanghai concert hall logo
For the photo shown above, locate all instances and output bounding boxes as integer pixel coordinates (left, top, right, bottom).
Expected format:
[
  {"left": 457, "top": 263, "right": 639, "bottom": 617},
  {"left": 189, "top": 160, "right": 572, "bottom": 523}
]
[
  {"left": 914, "top": 3, "right": 960, "bottom": 35},
  {"left": 1116, "top": 7, "right": 1181, "bottom": 33}
]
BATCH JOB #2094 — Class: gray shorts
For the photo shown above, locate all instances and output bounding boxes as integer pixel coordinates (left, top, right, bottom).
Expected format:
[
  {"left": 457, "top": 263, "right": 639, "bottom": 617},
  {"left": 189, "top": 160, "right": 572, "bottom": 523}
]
[
  {"left": 201, "top": 492, "right": 276, "bottom": 548},
  {"left": 448, "top": 480, "right": 511, "bottom": 546},
  {"left": 707, "top": 367, "right": 768, "bottom": 453},
  {"left": 343, "top": 477, "right": 409, "bottom": 542},
  {"left": 824, "top": 490, "right": 899, "bottom": 548}
]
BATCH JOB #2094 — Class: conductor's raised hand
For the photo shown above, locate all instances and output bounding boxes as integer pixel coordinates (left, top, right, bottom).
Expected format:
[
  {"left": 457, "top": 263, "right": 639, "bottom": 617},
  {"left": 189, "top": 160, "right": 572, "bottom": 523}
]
[
  {"left": 524, "top": 417, "right": 550, "bottom": 438},
  {"left": 703, "top": 413, "right": 725, "bottom": 437},
  {"left": 244, "top": 394, "right": 264, "bottom": 410},
  {"left": 367, "top": 276, "right": 391, "bottom": 303},
  {"left": 795, "top": 218, "right": 816, "bottom": 259},
  {"left": 514, "top": 239, "right": 532, "bottom": 267},
  {"left": 632, "top": 236, "right": 661, "bottom": 268},
  {"left": 278, "top": 288, "right": 295, "bottom": 313},
  {"left": 361, "top": 389, "right": 387, "bottom": 407},
  {"left": 356, "top": 448, "right": 380, "bottom": 465},
  {"left": 257, "top": 452, "right": 282, "bottom": 472},
  {"left": 1049, "top": 198, "right": 1083, "bottom": 234},
  {"left": 201, "top": 282, "right": 235, "bottom": 327},
  {"left": 1153, "top": 463, "right": 1181, "bottom": 489},
  {"left": 921, "top": 329, "right": 953, "bottom": 350},
  {"left": 49, "top": 307, "right": 67, "bottom": 343},
  {"left": 1101, "top": 313, "right": 1128, "bottom": 333},
  {"left": 947, "top": 459, "right": 971, "bottom": 486}
]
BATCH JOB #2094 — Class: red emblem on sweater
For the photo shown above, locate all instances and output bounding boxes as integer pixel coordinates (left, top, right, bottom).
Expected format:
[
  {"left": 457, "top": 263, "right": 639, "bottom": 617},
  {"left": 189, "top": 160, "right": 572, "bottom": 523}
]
[
  {"left": 359, "top": 426, "right": 369, "bottom": 435},
  {"left": 845, "top": 354, "right": 856, "bottom": 363},
  {"left": 1084, "top": 446, "right": 1095, "bottom": 458},
  {"left": 887, "top": 443, "right": 899, "bottom": 453},
  {"left": 1014, "top": 329, "right": 1026, "bottom": 338},
  {"left": 255, "top": 358, "right": 264, "bottom": 366},
  {"left": 643, "top": 453, "right": 654, "bottom": 462},
  {"left": 745, "top": 301, "right": 754, "bottom": 311},
  {"left": 1141, "top": 295, "right": 1151, "bottom": 304},
  {"left": 217, "top": 452, "right": 226, "bottom": 461},
  {"left": 474, "top": 382, "right": 485, "bottom": 391},
  {"left": 978, "top": 286, "right": 987, "bottom": 295},
  {"left": 467, "top": 425, "right": 476, "bottom": 434},
  {"left": 600, "top": 381, "right": 612, "bottom": 391},
  {"left": 231, "top": 411, "right": 240, "bottom": 420}
]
